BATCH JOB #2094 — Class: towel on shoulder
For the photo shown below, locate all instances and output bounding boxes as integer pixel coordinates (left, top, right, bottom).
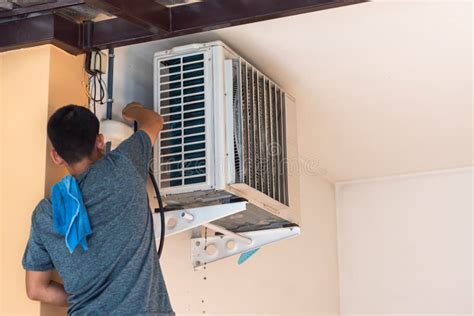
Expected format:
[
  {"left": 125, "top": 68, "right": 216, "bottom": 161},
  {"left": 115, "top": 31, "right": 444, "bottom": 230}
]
[{"left": 51, "top": 175, "right": 92, "bottom": 254}]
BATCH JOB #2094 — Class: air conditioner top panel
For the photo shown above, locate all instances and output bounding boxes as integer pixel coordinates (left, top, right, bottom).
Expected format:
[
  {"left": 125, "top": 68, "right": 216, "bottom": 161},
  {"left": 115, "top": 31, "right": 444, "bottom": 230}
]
[
  {"left": 154, "top": 41, "right": 233, "bottom": 58},
  {"left": 154, "top": 41, "right": 295, "bottom": 100}
]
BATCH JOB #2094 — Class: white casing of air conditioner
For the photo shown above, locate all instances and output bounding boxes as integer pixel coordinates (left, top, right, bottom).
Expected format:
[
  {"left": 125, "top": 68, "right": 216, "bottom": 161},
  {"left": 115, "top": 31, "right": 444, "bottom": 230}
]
[{"left": 153, "top": 41, "right": 300, "bottom": 227}]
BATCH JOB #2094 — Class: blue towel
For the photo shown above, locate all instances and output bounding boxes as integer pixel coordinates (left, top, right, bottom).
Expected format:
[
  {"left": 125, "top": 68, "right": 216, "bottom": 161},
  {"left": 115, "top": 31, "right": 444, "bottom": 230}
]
[{"left": 51, "top": 175, "right": 92, "bottom": 254}]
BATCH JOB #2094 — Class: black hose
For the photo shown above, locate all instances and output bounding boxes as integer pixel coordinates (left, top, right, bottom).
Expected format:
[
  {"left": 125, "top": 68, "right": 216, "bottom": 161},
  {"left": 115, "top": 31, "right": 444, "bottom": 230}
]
[
  {"left": 134, "top": 121, "right": 165, "bottom": 259},
  {"left": 149, "top": 170, "right": 165, "bottom": 259}
]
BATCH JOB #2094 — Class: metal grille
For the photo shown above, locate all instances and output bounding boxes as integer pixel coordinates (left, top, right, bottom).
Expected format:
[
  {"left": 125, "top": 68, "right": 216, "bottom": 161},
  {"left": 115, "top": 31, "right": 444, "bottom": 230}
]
[
  {"left": 232, "top": 60, "right": 243, "bottom": 183},
  {"left": 234, "top": 59, "right": 289, "bottom": 206},
  {"left": 157, "top": 53, "right": 207, "bottom": 188}
]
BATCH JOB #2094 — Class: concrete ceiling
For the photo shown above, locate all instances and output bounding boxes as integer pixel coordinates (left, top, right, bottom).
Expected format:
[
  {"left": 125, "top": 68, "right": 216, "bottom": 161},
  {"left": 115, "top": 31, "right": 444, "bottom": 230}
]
[{"left": 117, "top": 0, "right": 473, "bottom": 182}]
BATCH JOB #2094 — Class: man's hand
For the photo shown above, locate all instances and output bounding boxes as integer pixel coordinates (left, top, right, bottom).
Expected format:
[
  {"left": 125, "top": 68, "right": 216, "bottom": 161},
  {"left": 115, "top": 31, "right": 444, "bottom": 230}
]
[
  {"left": 122, "top": 101, "right": 164, "bottom": 144},
  {"left": 122, "top": 101, "right": 144, "bottom": 121},
  {"left": 26, "top": 270, "right": 68, "bottom": 307}
]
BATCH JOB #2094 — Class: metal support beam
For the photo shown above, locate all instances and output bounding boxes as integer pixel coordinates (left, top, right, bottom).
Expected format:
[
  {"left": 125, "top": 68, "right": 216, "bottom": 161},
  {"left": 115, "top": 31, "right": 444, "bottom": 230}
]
[
  {"left": 91, "top": 18, "right": 154, "bottom": 49},
  {"left": 12, "top": 0, "right": 56, "bottom": 7},
  {"left": 90, "top": 0, "right": 366, "bottom": 49},
  {"left": 0, "top": 0, "right": 85, "bottom": 18},
  {"left": 0, "top": 0, "right": 367, "bottom": 54},
  {"left": 170, "top": 0, "right": 367, "bottom": 34},
  {"left": 86, "top": 0, "right": 171, "bottom": 33},
  {"left": 0, "top": 13, "right": 82, "bottom": 54},
  {"left": 0, "top": 2, "right": 14, "bottom": 11},
  {"left": 153, "top": 201, "right": 247, "bottom": 239},
  {"left": 191, "top": 226, "right": 301, "bottom": 269},
  {"left": 203, "top": 223, "right": 252, "bottom": 245}
]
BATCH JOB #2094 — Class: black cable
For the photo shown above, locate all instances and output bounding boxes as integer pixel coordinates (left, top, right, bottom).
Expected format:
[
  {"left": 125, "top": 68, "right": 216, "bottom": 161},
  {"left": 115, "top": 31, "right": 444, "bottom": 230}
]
[
  {"left": 92, "top": 75, "right": 96, "bottom": 114},
  {"left": 84, "top": 52, "right": 94, "bottom": 76},
  {"left": 85, "top": 50, "right": 107, "bottom": 114},
  {"left": 97, "top": 52, "right": 105, "bottom": 104},
  {"left": 134, "top": 121, "right": 165, "bottom": 259}
]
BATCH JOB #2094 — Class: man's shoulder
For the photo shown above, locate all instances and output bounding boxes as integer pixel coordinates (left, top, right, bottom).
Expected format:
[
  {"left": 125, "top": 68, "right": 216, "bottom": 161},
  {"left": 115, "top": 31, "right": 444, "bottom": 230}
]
[{"left": 32, "top": 198, "right": 53, "bottom": 223}]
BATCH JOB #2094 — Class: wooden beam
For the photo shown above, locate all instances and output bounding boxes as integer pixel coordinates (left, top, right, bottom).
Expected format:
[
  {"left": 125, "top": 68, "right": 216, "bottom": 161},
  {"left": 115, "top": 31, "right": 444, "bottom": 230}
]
[
  {"left": 85, "top": 0, "right": 171, "bottom": 33},
  {"left": 169, "top": 0, "right": 367, "bottom": 34}
]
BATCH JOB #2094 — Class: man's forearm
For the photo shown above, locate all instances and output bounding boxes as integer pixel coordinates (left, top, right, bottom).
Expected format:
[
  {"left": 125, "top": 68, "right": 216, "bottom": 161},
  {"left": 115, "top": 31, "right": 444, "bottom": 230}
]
[
  {"left": 123, "top": 105, "right": 161, "bottom": 126},
  {"left": 122, "top": 102, "right": 163, "bottom": 144},
  {"left": 31, "top": 281, "right": 68, "bottom": 307}
]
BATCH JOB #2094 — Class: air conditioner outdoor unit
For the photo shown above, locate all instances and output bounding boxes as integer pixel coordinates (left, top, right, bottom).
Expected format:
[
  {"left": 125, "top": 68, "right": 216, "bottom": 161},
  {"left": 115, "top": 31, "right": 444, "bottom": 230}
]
[{"left": 153, "top": 41, "right": 300, "bottom": 268}]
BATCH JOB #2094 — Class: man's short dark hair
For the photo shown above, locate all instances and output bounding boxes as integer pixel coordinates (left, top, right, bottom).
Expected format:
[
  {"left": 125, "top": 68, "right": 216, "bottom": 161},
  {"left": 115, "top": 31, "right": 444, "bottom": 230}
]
[{"left": 47, "top": 105, "right": 99, "bottom": 164}]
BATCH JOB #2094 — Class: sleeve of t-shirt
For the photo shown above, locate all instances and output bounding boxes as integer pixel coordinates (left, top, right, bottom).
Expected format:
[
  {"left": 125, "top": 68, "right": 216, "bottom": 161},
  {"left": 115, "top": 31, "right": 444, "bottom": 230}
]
[
  {"left": 114, "top": 130, "right": 153, "bottom": 178},
  {"left": 22, "top": 209, "right": 54, "bottom": 271}
]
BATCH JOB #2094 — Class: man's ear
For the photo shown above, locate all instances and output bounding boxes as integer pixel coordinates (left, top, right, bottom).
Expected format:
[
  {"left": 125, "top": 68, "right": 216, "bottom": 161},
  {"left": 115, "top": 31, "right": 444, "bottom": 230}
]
[
  {"left": 97, "top": 134, "right": 105, "bottom": 152},
  {"left": 50, "top": 149, "right": 66, "bottom": 166}
]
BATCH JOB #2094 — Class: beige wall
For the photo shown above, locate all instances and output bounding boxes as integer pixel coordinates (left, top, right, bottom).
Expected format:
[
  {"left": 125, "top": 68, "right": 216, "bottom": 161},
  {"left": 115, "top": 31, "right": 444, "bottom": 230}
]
[
  {"left": 0, "top": 45, "right": 86, "bottom": 316},
  {"left": 1, "top": 46, "right": 51, "bottom": 316},
  {"left": 336, "top": 168, "right": 473, "bottom": 316},
  {"left": 156, "top": 175, "right": 340, "bottom": 314},
  {"left": 0, "top": 44, "right": 4, "bottom": 316}
]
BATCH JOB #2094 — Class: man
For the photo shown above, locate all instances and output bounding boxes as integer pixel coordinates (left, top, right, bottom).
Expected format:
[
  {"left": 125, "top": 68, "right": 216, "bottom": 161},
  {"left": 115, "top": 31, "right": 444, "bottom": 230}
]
[{"left": 22, "top": 102, "right": 174, "bottom": 315}]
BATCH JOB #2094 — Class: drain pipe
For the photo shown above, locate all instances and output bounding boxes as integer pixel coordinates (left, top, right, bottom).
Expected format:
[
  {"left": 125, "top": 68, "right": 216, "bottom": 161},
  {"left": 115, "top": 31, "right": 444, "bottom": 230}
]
[{"left": 106, "top": 48, "right": 114, "bottom": 120}]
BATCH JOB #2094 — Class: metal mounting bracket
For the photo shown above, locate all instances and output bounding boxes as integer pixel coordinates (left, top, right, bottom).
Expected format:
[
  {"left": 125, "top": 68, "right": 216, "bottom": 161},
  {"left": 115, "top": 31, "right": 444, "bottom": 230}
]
[
  {"left": 190, "top": 226, "right": 301, "bottom": 269},
  {"left": 153, "top": 201, "right": 247, "bottom": 239}
]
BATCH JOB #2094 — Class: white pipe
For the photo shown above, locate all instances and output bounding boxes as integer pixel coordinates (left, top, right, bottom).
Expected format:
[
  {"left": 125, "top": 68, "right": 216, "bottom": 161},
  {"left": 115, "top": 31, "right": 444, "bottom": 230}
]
[{"left": 203, "top": 223, "right": 252, "bottom": 244}]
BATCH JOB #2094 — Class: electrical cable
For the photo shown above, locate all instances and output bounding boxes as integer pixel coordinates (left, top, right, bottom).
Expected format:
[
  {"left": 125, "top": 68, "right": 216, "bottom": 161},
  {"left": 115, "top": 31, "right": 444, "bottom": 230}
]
[{"left": 85, "top": 50, "right": 107, "bottom": 115}]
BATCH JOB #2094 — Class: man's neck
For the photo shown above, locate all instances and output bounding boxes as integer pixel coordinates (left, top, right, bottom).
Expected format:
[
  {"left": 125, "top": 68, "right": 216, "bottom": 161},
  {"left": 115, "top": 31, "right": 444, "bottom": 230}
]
[{"left": 67, "top": 151, "right": 104, "bottom": 176}]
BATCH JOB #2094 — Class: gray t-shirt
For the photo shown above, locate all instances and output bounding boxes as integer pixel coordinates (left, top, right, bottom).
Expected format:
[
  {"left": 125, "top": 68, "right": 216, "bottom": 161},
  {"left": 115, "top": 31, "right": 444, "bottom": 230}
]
[{"left": 22, "top": 131, "right": 174, "bottom": 316}]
